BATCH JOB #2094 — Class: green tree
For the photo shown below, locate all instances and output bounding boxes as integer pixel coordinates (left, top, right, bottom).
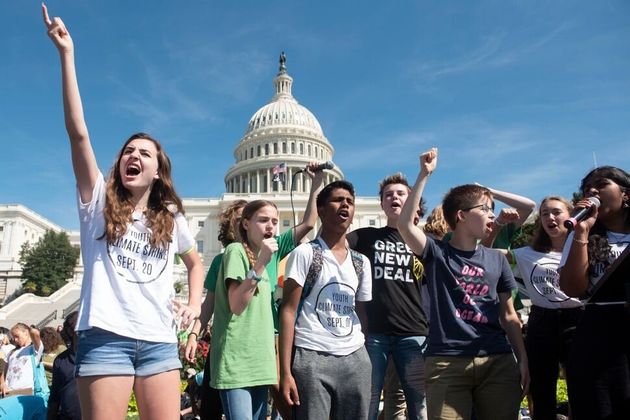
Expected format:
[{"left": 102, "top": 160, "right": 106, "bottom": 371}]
[{"left": 19, "top": 230, "right": 80, "bottom": 296}]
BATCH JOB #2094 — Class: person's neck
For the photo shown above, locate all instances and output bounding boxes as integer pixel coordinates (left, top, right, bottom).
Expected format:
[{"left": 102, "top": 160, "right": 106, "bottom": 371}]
[
  {"left": 550, "top": 235, "right": 566, "bottom": 252},
  {"left": 449, "top": 230, "right": 478, "bottom": 251},
  {"left": 130, "top": 188, "right": 152, "bottom": 212},
  {"left": 386, "top": 215, "right": 398, "bottom": 229},
  {"left": 247, "top": 241, "right": 260, "bottom": 255},
  {"left": 320, "top": 229, "right": 347, "bottom": 251},
  {"left": 603, "top": 214, "right": 630, "bottom": 234}
]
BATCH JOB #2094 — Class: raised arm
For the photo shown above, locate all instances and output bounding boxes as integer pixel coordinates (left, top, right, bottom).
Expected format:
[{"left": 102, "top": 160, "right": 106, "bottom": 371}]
[
  {"left": 559, "top": 198, "right": 596, "bottom": 297},
  {"left": 484, "top": 186, "right": 536, "bottom": 227},
  {"left": 398, "top": 148, "right": 438, "bottom": 256},
  {"left": 43, "top": 4, "right": 99, "bottom": 203},
  {"left": 292, "top": 162, "right": 326, "bottom": 243}
]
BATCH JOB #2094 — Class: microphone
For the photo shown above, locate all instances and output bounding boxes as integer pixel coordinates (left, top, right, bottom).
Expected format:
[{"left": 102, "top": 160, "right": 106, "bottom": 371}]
[
  {"left": 564, "top": 197, "right": 600, "bottom": 230},
  {"left": 308, "top": 161, "right": 334, "bottom": 172}
]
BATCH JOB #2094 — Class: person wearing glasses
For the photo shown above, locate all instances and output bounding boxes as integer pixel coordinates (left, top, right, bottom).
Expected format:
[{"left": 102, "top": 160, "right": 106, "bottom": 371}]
[{"left": 398, "top": 148, "right": 529, "bottom": 420}]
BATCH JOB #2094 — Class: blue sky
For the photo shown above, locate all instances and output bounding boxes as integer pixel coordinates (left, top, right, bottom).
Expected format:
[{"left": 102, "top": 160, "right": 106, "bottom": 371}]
[{"left": 2, "top": 1, "right": 629, "bottom": 230}]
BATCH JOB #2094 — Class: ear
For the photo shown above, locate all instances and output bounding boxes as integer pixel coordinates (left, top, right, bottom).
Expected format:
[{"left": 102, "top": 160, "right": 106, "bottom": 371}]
[
  {"left": 242, "top": 218, "right": 249, "bottom": 231},
  {"left": 456, "top": 209, "right": 465, "bottom": 225},
  {"left": 153, "top": 170, "right": 160, "bottom": 180}
]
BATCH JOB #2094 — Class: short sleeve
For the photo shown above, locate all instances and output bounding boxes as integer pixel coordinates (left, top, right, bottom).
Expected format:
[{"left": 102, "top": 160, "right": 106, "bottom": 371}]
[
  {"left": 497, "top": 252, "right": 517, "bottom": 293},
  {"left": 175, "top": 213, "right": 195, "bottom": 255},
  {"left": 77, "top": 172, "right": 105, "bottom": 223},
  {"left": 356, "top": 255, "right": 372, "bottom": 302},
  {"left": 204, "top": 253, "right": 223, "bottom": 292},
  {"left": 277, "top": 229, "right": 297, "bottom": 260},
  {"left": 222, "top": 243, "right": 249, "bottom": 285},
  {"left": 285, "top": 244, "right": 313, "bottom": 288},
  {"left": 558, "top": 231, "right": 575, "bottom": 270}
]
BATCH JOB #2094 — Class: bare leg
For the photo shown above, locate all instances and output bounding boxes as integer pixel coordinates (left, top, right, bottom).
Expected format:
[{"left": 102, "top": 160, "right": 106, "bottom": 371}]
[
  {"left": 134, "top": 370, "right": 181, "bottom": 420},
  {"left": 78, "top": 375, "right": 134, "bottom": 420}
]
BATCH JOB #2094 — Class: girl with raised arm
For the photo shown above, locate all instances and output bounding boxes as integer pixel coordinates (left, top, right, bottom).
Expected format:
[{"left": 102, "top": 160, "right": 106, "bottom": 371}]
[
  {"left": 512, "top": 197, "right": 583, "bottom": 420},
  {"left": 558, "top": 166, "right": 630, "bottom": 420},
  {"left": 43, "top": 5, "right": 203, "bottom": 419}
]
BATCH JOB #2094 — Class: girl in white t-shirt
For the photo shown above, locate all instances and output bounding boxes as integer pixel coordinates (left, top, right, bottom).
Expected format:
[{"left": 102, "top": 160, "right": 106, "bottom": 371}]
[
  {"left": 559, "top": 166, "right": 630, "bottom": 420},
  {"left": 43, "top": 5, "right": 203, "bottom": 419},
  {"left": 513, "top": 196, "right": 583, "bottom": 420}
]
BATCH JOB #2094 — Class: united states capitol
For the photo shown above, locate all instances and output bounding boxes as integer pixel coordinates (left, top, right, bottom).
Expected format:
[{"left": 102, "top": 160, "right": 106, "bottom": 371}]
[{"left": 0, "top": 56, "right": 386, "bottom": 328}]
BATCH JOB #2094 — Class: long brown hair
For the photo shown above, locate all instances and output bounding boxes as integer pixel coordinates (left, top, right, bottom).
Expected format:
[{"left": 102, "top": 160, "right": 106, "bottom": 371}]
[
  {"left": 238, "top": 200, "right": 278, "bottom": 268},
  {"left": 530, "top": 196, "right": 573, "bottom": 253},
  {"left": 100, "top": 133, "right": 184, "bottom": 247}
]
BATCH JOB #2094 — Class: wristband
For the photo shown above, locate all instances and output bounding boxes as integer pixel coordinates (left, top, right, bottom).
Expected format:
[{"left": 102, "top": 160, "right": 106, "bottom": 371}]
[
  {"left": 573, "top": 237, "right": 589, "bottom": 245},
  {"left": 247, "top": 269, "right": 263, "bottom": 283},
  {"left": 494, "top": 220, "right": 506, "bottom": 227},
  {"left": 188, "top": 332, "right": 198, "bottom": 340}
]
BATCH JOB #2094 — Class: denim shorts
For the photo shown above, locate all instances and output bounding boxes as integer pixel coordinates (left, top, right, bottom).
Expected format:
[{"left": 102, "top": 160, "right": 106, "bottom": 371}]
[{"left": 75, "top": 327, "right": 182, "bottom": 377}]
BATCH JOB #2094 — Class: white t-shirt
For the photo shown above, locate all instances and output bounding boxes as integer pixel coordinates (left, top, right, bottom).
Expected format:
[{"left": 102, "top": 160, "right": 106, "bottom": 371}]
[
  {"left": 513, "top": 246, "right": 582, "bottom": 309},
  {"left": 560, "top": 231, "right": 630, "bottom": 297},
  {"left": 76, "top": 173, "right": 195, "bottom": 342},
  {"left": 6, "top": 342, "right": 43, "bottom": 392},
  {"left": 285, "top": 238, "right": 372, "bottom": 356}
]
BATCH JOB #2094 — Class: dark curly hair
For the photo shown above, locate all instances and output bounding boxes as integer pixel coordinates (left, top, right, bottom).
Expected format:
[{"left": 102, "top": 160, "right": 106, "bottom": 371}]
[{"left": 579, "top": 166, "right": 630, "bottom": 276}]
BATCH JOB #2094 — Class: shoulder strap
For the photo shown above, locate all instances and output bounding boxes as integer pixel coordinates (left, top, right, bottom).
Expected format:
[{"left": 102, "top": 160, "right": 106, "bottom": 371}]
[
  {"left": 303, "top": 240, "right": 323, "bottom": 300},
  {"left": 295, "top": 240, "right": 323, "bottom": 324},
  {"left": 349, "top": 249, "right": 364, "bottom": 281}
]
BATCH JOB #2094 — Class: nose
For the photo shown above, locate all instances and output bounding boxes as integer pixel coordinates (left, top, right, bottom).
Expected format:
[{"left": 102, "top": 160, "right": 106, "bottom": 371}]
[{"left": 586, "top": 187, "right": 599, "bottom": 197}]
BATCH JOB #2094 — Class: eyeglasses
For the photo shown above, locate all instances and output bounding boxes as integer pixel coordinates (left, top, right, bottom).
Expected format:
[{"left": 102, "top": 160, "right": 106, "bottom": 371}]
[{"left": 463, "top": 203, "right": 494, "bottom": 214}]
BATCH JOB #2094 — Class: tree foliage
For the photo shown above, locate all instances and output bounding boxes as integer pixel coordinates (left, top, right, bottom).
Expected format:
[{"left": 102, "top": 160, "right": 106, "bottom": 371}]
[{"left": 19, "top": 230, "right": 80, "bottom": 296}]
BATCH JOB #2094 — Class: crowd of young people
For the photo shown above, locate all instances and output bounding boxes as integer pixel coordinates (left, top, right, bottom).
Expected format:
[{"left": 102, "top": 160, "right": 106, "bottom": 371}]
[{"left": 1, "top": 4, "right": 624, "bottom": 420}]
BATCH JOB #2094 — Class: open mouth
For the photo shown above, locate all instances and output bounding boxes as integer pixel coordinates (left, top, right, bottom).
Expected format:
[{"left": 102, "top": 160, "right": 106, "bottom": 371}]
[
  {"left": 126, "top": 164, "right": 141, "bottom": 177},
  {"left": 486, "top": 221, "right": 494, "bottom": 229},
  {"left": 264, "top": 232, "right": 274, "bottom": 239},
  {"left": 338, "top": 209, "right": 350, "bottom": 220}
]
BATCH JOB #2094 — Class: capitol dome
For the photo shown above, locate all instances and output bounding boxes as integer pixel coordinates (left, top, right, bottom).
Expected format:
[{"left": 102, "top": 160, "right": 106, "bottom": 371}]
[{"left": 224, "top": 53, "right": 343, "bottom": 195}]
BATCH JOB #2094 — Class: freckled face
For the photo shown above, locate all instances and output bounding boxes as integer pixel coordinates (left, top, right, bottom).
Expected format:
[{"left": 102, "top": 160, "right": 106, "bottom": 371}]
[
  {"left": 118, "top": 139, "right": 160, "bottom": 192},
  {"left": 243, "top": 205, "right": 278, "bottom": 249}
]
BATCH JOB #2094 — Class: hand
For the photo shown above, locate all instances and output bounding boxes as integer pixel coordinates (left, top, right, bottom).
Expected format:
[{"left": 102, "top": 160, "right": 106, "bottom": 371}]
[
  {"left": 574, "top": 198, "right": 599, "bottom": 234},
  {"left": 281, "top": 373, "right": 301, "bottom": 406},
  {"left": 496, "top": 208, "right": 520, "bottom": 226},
  {"left": 184, "top": 335, "right": 198, "bottom": 362},
  {"left": 519, "top": 360, "right": 530, "bottom": 398},
  {"left": 172, "top": 300, "right": 201, "bottom": 330},
  {"left": 420, "top": 148, "right": 438, "bottom": 177},
  {"left": 42, "top": 4, "right": 74, "bottom": 54},
  {"left": 257, "top": 237, "right": 279, "bottom": 268},
  {"left": 304, "top": 161, "right": 327, "bottom": 185}
]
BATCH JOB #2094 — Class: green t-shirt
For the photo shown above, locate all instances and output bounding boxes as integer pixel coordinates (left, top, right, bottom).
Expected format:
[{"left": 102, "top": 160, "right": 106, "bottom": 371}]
[
  {"left": 210, "top": 243, "right": 277, "bottom": 389},
  {"left": 204, "top": 253, "right": 223, "bottom": 292},
  {"left": 205, "top": 229, "right": 296, "bottom": 330}
]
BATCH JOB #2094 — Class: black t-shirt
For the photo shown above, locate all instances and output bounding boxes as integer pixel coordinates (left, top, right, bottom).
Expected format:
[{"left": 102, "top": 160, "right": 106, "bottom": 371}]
[
  {"left": 347, "top": 226, "right": 429, "bottom": 336},
  {"left": 422, "top": 237, "right": 517, "bottom": 357},
  {"left": 49, "top": 348, "right": 81, "bottom": 420}
]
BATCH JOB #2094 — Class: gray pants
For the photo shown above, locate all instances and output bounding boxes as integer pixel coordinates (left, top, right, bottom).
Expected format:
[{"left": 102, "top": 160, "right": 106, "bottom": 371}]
[{"left": 292, "top": 346, "right": 372, "bottom": 420}]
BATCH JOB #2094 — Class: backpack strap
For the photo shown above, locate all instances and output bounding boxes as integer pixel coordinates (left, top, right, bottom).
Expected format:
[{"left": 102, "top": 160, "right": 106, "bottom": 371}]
[
  {"left": 349, "top": 249, "right": 364, "bottom": 281},
  {"left": 295, "top": 240, "right": 323, "bottom": 323}
]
